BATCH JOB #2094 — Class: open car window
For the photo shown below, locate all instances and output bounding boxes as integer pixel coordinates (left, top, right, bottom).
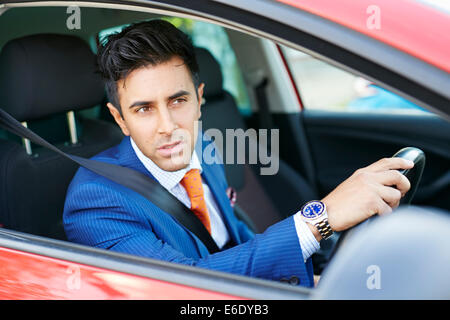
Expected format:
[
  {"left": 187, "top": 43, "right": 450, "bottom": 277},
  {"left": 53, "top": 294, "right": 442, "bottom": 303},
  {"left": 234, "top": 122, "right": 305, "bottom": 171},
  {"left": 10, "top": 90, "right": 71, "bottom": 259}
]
[
  {"left": 281, "top": 45, "right": 430, "bottom": 115},
  {"left": 0, "top": 4, "right": 315, "bottom": 299}
]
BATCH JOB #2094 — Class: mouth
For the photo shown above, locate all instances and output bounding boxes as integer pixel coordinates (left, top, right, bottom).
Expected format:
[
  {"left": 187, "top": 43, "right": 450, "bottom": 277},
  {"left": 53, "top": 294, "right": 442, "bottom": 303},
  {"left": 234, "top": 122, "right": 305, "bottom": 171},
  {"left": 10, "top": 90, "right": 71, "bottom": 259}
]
[{"left": 156, "top": 140, "right": 184, "bottom": 157}]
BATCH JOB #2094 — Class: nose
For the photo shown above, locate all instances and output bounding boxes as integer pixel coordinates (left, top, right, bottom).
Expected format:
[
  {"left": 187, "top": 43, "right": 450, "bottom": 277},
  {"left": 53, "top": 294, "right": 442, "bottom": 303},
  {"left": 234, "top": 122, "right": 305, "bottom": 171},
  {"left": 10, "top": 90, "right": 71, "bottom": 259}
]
[{"left": 157, "top": 106, "right": 177, "bottom": 135}]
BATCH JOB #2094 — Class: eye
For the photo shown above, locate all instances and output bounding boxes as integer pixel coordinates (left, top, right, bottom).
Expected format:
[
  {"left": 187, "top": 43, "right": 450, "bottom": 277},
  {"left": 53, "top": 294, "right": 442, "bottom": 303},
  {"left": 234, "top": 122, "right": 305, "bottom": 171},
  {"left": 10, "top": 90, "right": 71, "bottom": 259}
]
[
  {"left": 171, "top": 97, "right": 187, "bottom": 106},
  {"left": 135, "top": 106, "right": 152, "bottom": 113}
]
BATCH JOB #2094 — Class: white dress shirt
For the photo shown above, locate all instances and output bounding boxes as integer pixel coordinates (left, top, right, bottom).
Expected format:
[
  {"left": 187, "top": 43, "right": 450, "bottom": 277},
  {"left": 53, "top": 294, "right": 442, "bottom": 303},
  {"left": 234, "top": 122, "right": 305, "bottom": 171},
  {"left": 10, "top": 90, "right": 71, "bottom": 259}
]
[
  {"left": 130, "top": 138, "right": 320, "bottom": 260},
  {"left": 131, "top": 138, "right": 230, "bottom": 249}
]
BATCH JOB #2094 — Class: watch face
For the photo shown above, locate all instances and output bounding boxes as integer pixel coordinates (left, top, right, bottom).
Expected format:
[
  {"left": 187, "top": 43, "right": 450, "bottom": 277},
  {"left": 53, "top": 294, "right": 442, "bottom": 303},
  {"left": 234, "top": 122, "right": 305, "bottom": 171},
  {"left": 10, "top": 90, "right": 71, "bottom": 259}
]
[{"left": 301, "top": 201, "right": 325, "bottom": 219}]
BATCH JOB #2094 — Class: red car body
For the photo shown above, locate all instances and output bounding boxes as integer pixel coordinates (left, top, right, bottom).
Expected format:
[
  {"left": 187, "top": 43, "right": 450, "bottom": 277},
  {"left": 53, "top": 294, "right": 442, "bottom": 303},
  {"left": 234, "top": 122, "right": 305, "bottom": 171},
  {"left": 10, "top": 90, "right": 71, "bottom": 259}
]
[
  {"left": 280, "top": 0, "right": 450, "bottom": 73},
  {"left": 0, "top": 247, "right": 240, "bottom": 299}
]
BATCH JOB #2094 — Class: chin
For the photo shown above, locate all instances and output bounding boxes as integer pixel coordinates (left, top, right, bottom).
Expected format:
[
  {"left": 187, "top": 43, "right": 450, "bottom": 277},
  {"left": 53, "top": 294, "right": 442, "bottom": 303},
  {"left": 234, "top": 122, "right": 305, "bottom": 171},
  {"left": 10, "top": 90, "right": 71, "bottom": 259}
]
[
  {"left": 157, "top": 155, "right": 191, "bottom": 172},
  {"left": 162, "top": 163, "right": 189, "bottom": 172}
]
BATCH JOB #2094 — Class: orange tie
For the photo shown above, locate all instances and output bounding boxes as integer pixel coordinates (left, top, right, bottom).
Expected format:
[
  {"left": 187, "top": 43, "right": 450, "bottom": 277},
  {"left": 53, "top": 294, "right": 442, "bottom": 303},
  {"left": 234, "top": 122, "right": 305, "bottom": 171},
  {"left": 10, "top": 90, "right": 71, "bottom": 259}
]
[{"left": 180, "top": 169, "right": 212, "bottom": 234}]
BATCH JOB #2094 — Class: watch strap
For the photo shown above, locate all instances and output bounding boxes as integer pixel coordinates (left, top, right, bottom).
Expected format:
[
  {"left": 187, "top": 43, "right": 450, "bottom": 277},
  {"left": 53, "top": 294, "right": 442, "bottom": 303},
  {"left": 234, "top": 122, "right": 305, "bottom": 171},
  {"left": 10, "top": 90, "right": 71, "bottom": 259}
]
[{"left": 315, "top": 218, "right": 333, "bottom": 240}]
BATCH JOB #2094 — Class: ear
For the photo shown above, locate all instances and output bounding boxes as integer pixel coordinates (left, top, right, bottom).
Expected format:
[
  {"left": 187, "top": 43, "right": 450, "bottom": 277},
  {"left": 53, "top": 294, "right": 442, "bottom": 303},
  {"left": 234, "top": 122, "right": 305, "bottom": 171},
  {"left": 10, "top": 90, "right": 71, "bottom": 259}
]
[
  {"left": 107, "top": 102, "right": 130, "bottom": 136},
  {"left": 197, "top": 82, "right": 205, "bottom": 119}
]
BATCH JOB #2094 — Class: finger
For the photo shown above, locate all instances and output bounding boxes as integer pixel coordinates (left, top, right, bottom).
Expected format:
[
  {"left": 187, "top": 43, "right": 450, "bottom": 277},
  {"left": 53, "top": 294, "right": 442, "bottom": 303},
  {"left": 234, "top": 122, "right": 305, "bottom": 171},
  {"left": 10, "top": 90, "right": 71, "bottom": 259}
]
[
  {"left": 365, "top": 157, "right": 414, "bottom": 173},
  {"left": 376, "top": 185, "right": 402, "bottom": 209},
  {"left": 375, "top": 196, "right": 393, "bottom": 216},
  {"left": 375, "top": 170, "right": 411, "bottom": 196}
]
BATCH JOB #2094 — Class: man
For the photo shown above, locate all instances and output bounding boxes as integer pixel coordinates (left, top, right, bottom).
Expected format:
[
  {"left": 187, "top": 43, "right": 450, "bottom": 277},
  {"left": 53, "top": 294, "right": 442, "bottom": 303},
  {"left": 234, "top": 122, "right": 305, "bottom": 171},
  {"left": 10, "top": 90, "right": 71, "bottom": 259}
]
[{"left": 63, "top": 20, "right": 413, "bottom": 287}]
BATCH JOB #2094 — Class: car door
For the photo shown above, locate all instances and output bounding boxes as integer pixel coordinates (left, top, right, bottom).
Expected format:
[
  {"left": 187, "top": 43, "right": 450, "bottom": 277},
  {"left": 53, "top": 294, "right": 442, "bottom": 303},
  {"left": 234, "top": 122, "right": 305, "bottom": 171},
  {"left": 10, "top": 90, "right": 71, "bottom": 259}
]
[
  {"left": 279, "top": 48, "right": 450, "bottom": 212},
  {"left": 0, "top": 227, "right": 311, "bottom": 299},
  {"left": 0, "top": 0, "right": 449, "bottom": 300}
]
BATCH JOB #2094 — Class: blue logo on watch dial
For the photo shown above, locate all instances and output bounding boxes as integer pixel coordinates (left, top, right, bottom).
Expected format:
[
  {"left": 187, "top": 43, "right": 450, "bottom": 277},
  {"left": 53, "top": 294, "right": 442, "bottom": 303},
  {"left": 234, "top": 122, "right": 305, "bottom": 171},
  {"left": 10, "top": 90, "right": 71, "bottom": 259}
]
[{"left": 301, "top": 201, "right": 324, "bottom": 219}]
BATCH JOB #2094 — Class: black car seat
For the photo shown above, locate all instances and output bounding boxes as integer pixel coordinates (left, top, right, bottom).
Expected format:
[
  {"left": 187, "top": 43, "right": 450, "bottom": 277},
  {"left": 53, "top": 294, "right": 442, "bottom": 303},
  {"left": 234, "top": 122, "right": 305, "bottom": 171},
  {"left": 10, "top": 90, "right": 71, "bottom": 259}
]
[
  {"left": 195, "top": 47, "right": 341, "bottom": 274},
  {"left": 0, "top": 34, "right": 123, "bottom": 240}
]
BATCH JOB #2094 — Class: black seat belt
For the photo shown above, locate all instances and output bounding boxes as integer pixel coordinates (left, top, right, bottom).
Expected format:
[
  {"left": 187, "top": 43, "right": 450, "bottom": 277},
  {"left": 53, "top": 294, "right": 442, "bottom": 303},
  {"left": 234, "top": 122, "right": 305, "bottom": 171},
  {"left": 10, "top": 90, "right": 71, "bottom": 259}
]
[{"left": 0, "top": 108, "right": 220, "bottom": 254}]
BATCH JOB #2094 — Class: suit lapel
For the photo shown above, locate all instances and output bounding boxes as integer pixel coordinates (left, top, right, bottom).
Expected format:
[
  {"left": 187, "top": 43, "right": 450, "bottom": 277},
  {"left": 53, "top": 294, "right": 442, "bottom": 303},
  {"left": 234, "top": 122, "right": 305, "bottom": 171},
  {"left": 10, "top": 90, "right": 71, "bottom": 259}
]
[
  {"left": 116, "top": 136, "right": 211, "bottom": 255},
  {"left": 197, "top": 135, "right": 242, "bottom": 245},
  {"left": 200, "top": 163, "right": 241, "bottom": 245},
  {"left": 116, "top": 136, "right": 154, "bottom": 179}
]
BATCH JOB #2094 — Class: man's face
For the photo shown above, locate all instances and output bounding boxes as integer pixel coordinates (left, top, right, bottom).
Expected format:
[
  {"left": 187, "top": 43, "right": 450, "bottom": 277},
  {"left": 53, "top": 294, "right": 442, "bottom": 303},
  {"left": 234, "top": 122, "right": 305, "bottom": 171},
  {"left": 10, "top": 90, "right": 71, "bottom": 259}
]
[{"left": 108, "top": 56, "right": 204, "bottom": 172}]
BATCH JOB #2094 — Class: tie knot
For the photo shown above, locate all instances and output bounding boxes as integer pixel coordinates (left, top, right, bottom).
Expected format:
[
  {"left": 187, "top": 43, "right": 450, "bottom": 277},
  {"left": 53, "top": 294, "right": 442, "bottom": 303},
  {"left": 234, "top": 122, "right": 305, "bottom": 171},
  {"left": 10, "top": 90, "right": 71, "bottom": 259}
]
[
  {"left": 180, "top": 169, "right": 203, "bottom": 197},
  {"left": 183, "top": 168, "right": 201, "bottom": 180}
]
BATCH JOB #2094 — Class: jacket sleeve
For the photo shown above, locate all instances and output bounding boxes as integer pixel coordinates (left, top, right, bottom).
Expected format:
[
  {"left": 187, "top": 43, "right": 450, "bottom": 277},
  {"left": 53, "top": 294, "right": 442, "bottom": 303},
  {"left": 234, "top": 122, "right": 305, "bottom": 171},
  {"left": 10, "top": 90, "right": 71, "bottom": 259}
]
[{"left": 63, "top": 180, "right": 313, "bottom": 287}]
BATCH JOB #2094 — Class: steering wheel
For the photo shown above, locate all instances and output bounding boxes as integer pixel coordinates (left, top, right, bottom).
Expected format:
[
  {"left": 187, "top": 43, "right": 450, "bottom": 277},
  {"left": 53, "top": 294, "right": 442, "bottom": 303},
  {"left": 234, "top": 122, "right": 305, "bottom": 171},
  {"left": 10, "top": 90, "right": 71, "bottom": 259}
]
[{"left": 327, "top": 147, "right": 426, "bottom": 259}]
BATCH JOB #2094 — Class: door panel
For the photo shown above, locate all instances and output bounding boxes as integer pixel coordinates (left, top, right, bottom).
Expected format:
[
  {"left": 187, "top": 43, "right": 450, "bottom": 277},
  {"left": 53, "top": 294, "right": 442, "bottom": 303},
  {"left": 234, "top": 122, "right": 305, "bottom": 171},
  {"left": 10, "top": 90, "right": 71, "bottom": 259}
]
[
  {"left": 0, "top": 229, "right": 311, "bottom": 300},
  {"left": 0, "top": 246, "right": 240, "bottom": 300},
  {"left": 302, "top": 110, "right": 450, "bottom": 211}
]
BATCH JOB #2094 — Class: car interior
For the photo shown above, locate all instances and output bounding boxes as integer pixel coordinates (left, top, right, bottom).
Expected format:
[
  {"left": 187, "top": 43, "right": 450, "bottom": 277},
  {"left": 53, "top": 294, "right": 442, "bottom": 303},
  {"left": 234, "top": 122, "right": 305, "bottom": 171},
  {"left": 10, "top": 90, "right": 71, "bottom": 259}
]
[{"left": 0, "top": 5, "right": 449, "bottom": 284}]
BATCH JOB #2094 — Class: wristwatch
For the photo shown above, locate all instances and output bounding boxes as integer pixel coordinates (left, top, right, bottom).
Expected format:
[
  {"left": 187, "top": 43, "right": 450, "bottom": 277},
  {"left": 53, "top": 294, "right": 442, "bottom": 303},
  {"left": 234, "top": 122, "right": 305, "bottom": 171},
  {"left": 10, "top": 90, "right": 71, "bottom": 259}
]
[{"left": 300, "top": 200, "right": 334, "bottom": 240}]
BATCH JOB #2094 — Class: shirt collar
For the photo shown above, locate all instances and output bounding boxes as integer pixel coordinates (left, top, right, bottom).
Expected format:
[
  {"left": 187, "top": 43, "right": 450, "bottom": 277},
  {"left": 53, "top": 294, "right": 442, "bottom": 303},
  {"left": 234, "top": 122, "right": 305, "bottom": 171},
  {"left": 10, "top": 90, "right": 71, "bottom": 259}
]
[{"left": 130, "top": 137, "right": 202, "bottom": 191}]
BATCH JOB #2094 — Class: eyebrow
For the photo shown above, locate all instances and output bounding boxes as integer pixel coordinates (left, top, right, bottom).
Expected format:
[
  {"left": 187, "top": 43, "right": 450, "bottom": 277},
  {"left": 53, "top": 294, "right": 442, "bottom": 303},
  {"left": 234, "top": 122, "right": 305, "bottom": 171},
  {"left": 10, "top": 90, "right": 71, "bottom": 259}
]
[
  {"left": 168, "top": 90, "right": 191, "bottom": 101},
  {"left": 128, "top": 90, "right": 191, "bottom": 109}
]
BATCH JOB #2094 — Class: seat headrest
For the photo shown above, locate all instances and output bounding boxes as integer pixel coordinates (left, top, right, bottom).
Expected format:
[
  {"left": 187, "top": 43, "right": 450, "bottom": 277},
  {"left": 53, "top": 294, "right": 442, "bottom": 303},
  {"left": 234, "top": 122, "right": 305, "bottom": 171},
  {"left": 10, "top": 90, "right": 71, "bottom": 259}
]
[
  {"left": 0, "top": 34, "right": 104, "bottom": 121},
  {"left": 195, "top": 47, "right": 224, "bottom": 99}
]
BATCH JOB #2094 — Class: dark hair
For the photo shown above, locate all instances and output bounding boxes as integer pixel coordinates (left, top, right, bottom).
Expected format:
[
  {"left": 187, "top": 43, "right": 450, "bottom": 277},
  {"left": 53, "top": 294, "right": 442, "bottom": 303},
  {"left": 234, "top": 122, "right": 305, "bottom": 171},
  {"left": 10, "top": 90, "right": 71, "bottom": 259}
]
[{"left": 97, "top": 19, "right": 200, "bottom": 114}]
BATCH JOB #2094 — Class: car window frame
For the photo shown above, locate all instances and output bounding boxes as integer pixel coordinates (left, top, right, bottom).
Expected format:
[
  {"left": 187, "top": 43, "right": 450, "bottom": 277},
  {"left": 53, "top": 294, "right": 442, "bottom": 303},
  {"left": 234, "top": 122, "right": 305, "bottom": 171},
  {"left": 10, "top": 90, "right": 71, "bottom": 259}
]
[{"left": 1, "top": 0, "right": 449, "bottom": 119}]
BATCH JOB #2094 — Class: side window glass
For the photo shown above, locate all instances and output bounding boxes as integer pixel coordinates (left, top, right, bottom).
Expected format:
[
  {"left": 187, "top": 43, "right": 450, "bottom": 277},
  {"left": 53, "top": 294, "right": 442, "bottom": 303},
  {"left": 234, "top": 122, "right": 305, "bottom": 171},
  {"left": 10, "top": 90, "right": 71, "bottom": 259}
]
[
  {"left": 281, "top": 46, "right": 429, "bottom": 114},
  {"left": 188, "top": 20, "right": 252, "bottom": 116},
  {"left": 97, "top": 18, "right": 251, "bottom": 115}
]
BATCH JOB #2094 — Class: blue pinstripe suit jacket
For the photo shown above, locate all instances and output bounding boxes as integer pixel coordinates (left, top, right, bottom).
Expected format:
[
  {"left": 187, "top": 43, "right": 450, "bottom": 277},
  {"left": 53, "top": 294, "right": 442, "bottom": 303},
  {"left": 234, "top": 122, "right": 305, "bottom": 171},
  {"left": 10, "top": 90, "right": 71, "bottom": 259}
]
[{"left": 63, "top": 135, "right": 314, "bottom": 287}]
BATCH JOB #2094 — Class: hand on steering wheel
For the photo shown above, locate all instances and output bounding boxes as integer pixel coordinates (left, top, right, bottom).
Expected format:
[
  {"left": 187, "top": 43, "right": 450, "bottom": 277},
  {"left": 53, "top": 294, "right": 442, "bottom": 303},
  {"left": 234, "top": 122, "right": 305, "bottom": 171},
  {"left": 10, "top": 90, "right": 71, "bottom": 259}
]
[{"left": 327, "top": 147, "right": 426, "bottom": 259}]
